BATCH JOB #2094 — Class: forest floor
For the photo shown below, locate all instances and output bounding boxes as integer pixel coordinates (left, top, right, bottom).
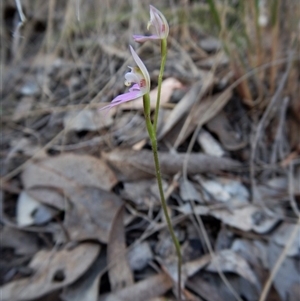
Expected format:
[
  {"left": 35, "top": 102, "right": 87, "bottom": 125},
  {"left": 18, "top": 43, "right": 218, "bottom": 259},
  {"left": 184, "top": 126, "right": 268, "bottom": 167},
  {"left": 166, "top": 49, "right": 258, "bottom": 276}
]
[{"left": 1, "top": 1, "right": 300, "bottom": 301}]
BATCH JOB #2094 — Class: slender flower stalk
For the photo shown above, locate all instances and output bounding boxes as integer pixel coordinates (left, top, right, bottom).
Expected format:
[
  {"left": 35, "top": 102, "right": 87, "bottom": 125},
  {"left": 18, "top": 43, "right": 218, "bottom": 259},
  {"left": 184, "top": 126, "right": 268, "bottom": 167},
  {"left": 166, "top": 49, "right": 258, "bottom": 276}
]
[
  {"left": 101, "top": 6, "right": 182, "bottom": 299},
  {"left": 135, "top": 6, "right": 181, "bottom": 299},
  {"left": 143, "top": 93, "right": 182, "bottom": 299}
]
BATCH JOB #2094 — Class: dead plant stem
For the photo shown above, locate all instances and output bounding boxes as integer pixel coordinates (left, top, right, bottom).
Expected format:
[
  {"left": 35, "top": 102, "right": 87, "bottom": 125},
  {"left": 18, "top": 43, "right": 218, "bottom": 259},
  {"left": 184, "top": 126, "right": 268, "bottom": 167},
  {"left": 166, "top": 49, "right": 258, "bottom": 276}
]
[{"left": 250, "top": 50, "right": 294, "bottom": 204}]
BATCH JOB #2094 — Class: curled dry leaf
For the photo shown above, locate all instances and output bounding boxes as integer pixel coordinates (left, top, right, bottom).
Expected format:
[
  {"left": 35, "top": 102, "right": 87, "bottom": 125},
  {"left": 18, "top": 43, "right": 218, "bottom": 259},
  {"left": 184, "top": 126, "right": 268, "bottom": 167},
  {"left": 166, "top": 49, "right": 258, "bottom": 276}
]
[
  {"left": 210, "top": 204, "right": 281, "bottom": 233},
  {"left": 22, "top": 153, "right": 118, "bottom": 192},
  {"left": 64, "top": 187, "right": 124, "bottom": 243},
  {"left": 102, "top": 149, "right": 241, "bottom": 181},
  {"left": 16, "top": 191, "right": 58, "bottom": 226},
  {"left": 197, "top": 129, "right": 225, "bottom": 157},
  {"left": 0, "top": 243, "right": 100, "bottom": 301}
]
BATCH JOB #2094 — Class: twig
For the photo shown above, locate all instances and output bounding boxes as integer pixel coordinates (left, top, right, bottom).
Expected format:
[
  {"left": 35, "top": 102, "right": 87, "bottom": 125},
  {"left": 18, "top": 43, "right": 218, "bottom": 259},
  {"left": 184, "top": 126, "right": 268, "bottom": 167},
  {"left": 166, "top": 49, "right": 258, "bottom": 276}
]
[
  {"left": 270, "top": 96, "right": 290, "bottom": 165},
  {"left": 288, "top": 159, "right": 300, "bottom": 218}
]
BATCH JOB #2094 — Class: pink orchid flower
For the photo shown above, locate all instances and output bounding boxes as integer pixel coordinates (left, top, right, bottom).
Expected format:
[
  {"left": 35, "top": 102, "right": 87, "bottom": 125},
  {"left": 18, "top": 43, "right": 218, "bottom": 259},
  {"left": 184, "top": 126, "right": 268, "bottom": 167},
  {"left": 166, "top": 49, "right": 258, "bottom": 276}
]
[
  {"left": 100, "top": 45, "right": 150, "bottom": 110},
  {"left": 133, "top": 5, "right": 169, "bottom": 43}
]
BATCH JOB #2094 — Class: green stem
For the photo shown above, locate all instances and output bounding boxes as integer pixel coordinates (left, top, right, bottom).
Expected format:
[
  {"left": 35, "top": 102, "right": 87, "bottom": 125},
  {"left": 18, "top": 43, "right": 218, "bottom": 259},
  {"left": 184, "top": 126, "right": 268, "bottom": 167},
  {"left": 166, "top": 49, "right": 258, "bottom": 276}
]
[
  {"left": 153, "top": 38, "right": 167, "bottom": 133},
  {"left": 143, "top": 93, "right": 182, "bottom": 300}
]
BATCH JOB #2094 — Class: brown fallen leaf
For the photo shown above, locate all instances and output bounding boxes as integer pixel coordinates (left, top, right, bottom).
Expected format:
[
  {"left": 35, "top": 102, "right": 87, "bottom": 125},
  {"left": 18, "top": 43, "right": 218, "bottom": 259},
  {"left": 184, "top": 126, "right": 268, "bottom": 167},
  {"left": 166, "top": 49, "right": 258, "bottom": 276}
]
[
  {"left": 107, "top": 206, "right": 134, "bottom": 292},
  {"left": 186, "top": 277, "right": 226, "bottom": 301},
  {"left": 22, "top": 153, "right": 118, "bottom": 192},
  {"left": 99, "top": 272, "right": 173, "bottom": 301},
  {"left": 210, "top": 204, "right": 281, "bottom": 233},
  {"left": 158, "top": 80, "right": 205, "bottom": 140},
  {"left": 102, "top": 149, "right": 241, "bottom": 181},
  {"left": 64, "top": 187, "right": 124, "bottom": 243},
  {"left": 120, "top": 179, "right": 166, "bottom": 209},
  {"left": 27, "top": 187, "right": 66, "bottom": 210},
  {"left": 159, "top": 253, "right": 212, "bottom": 300},
  {"left": 0, "top": 243, "right": 100, "bottom": 301},
  {"left": 1, "top": 226, "right": 39, "bottom": 256},
  {"left": 206, "top": 249, "right": 259, "bottom": 287},
  {"left": 61, "top": 253, "right": 107, "bottom": 301},
  {"left": 184, "top": 254, "right": 212, "bottom": 278}
]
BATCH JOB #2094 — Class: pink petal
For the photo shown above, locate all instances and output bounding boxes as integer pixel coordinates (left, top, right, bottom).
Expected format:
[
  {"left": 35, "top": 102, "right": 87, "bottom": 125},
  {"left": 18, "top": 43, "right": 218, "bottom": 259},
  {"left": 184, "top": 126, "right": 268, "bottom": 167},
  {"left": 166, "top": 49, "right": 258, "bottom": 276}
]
[
  {"left": 133, "top": 34, "right": 160, "bottom": 43},
  {"left": 111, "top": 90, "right": 141, "bottom": 103},
  {"left": 99, "top": 90, "right": 143, "bottom": 111},
  {"left": 129, "top": 84, "right": 140, "bottom": 92}
]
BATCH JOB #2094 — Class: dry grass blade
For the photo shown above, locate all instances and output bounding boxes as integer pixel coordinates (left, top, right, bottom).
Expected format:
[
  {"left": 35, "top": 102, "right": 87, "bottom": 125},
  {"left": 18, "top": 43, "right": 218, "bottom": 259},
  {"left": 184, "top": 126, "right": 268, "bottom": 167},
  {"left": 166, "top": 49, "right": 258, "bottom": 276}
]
[{"left": 259, "top": 217, "right": 300, "bottom": 301}]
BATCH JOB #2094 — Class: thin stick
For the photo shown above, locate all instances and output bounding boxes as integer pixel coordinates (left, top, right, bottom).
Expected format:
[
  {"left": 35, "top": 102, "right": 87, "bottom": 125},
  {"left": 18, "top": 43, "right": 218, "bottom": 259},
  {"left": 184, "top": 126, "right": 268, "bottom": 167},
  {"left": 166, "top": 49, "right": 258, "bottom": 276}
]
[{"left": 259, "top": 216, "right": 300, "bottom": 301}]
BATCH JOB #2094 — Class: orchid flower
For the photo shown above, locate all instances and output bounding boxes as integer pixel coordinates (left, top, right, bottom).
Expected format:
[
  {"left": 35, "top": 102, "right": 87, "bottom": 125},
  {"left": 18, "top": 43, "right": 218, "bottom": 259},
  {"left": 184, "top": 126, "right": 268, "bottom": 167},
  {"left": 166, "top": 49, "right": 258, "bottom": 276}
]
[
  {"left": 100, "top": 46, "right": 150, "bottom": 110},
  {"left": 133, "top": 5, "right": 169, "bottom": 43}
]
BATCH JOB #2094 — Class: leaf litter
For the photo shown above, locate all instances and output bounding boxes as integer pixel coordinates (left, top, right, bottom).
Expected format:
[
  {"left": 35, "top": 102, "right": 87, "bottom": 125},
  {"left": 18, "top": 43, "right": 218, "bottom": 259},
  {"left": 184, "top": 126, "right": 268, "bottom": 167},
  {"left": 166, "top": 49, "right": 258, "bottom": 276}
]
[{"left": 1, "top": 1, "right": 300, "bottom": 301}]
